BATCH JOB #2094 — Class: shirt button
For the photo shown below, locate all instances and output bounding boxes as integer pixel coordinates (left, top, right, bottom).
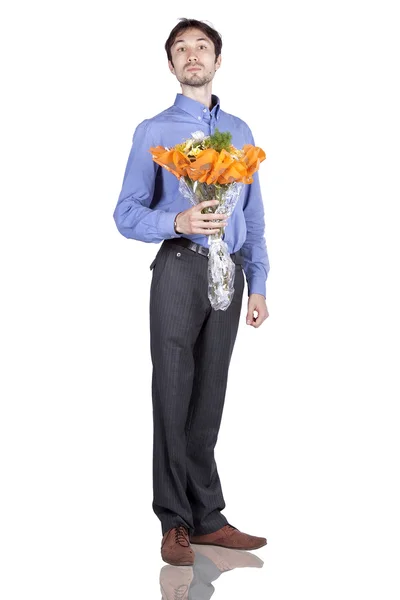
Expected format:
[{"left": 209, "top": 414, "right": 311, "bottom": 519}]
[
  {"left": 176, "top": 252, "right": 181, "bottom": 257},
  {"left": 203, "top": 108, "right": 207, "bottom": 113},
  {"left": 197, "top": 116, "right": 201, "bottom": 120}
]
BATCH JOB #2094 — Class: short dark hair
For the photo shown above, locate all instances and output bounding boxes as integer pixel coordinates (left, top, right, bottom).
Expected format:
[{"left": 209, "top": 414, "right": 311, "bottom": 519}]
[{"left": 165, "top": 18, "right": 222, "bottom": 65}]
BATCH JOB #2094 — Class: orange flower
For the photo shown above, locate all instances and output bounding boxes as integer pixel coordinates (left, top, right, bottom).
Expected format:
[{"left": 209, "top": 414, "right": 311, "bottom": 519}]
[
  {"left": 205, "top": 149, "right": 236, "bottom": 184},
  {"left": 217, "top": 160, "right": 248, "bottom": 184},
  {"left": 184, "top": 148, "right": 219, "bottom": 183},
  {"left": 150, "top": 146, "right": 190, "bottom": 178},
  {"left": 149, "top": 139, "right": 266, "bottom": 185},
  {"left": 242, "top": 145, "right": 266, "bottom": 179}
]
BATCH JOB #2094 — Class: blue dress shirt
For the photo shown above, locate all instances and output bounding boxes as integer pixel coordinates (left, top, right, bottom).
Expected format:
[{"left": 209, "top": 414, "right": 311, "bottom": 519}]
[{"left": 113, "top": 93, "right": 270, "bottom": 297}]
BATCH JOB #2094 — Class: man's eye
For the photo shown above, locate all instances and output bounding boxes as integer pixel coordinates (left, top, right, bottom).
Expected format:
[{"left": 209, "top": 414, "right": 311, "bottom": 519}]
[
  {"left": 177, "top": 47, "right": 185, "bottom": 52},
  {"left": 199, "top": 45, "right": 207, "bottom": 49}
]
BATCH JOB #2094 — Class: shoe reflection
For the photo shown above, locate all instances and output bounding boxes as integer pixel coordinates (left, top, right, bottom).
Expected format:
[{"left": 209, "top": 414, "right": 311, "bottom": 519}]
[
  {"left": 159, "top": 545, "right": 264, "bottom": 599},
  {"left": 160, "top": 565, "right": 194, "bottom": 600}
]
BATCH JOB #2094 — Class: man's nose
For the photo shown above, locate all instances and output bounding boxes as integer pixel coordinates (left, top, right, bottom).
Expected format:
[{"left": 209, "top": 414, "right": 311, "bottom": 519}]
[{"left": 187, "top": 53, "right": 198, "bottom": 63}]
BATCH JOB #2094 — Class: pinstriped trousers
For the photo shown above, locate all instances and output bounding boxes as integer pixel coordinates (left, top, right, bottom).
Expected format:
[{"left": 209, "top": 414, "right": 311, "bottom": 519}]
[{"left": 149, "top": 239, "right": 245, "bottom": 536}]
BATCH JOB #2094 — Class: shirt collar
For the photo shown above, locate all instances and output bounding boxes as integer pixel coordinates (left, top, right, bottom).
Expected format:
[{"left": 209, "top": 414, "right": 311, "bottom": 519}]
[{"left": 174, "top": 93, "right": 221, "bottom": 122}]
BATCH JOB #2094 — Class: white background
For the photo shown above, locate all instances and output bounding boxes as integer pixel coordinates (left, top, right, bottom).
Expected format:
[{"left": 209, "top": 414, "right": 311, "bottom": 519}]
[{"left": 1, "top": 1, "right": 400, "bottom": 598}]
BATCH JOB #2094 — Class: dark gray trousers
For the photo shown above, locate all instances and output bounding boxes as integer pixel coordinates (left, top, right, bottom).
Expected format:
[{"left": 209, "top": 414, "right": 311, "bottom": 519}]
[{"left": 149, "top": 239, "right": 245, "bottom": 536}]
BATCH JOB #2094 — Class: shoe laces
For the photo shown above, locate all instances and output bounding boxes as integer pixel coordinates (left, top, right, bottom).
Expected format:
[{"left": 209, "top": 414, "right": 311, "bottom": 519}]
[
  {"left": 174, "top": 526, "right": 190, "bottom": 547},
  {"left": 175, "top": 584, "right": 189, "bottom": 600}
]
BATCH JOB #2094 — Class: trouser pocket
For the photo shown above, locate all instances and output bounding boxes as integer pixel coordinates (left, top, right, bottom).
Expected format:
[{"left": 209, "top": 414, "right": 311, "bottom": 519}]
[{"left": 149, "top": 245, "right": 170, "bottom": 294}]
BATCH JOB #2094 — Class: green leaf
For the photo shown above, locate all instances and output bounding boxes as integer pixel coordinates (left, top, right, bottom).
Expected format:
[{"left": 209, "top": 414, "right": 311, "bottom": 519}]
[{"left": 203, "top": 128, "right": 232, "bottom": 152}]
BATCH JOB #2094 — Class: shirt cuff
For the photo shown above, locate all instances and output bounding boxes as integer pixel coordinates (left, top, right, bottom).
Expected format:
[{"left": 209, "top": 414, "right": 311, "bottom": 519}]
[
  {"left": 158, "top": 211, "right": 183, "bottom": 240},
  {"left": 248, "top": 278, "right": 266, "bottom": 298}
]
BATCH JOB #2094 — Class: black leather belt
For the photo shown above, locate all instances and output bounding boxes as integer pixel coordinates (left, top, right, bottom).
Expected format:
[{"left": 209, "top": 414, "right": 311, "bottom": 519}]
[{"left": 163, "top": 237, "right": 244, "bottom": 265}]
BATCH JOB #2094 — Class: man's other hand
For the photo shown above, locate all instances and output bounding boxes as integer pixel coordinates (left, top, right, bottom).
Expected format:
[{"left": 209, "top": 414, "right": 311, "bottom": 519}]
[{"left": 246, "top": 294, "right": 269, "bottom": 328}]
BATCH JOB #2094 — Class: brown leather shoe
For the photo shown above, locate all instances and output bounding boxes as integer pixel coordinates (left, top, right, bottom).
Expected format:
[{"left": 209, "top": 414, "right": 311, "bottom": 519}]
[
  {"left": 161, "top": 526, "right": 195, "bottom": 566},
  {"left": 190, "top": 524, "right": 267, "bottom": 551}
]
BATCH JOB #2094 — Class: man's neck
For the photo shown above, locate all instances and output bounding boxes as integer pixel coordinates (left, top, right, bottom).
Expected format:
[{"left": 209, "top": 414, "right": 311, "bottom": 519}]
[{"left": 180, "top": 84, "right": 214, "bottom": 111}]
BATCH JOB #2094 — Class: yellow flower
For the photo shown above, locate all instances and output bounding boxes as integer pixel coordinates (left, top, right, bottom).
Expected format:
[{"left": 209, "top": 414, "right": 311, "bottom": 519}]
[{"left": 189, "top": 146, "right": 204, "bottom": 158}]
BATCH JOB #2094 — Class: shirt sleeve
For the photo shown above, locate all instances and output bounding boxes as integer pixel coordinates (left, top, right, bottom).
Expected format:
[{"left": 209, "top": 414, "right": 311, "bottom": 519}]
[
  {"left": 240, "top": 124, "right": 270, "bottom": 297},
  {"left": 113, "top": 119, "right": 183, "bottom": 243}
]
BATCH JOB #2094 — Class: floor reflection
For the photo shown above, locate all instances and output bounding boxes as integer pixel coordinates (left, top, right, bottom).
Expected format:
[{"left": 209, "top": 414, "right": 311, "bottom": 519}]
[{"left": 159, "top": 544, "right": 264, "bottom": 600}]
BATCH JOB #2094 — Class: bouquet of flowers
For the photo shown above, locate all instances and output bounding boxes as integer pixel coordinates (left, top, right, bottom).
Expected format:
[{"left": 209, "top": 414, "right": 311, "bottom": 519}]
[{"left": 149, "top": 129, "right": 266, "bottom": 311}]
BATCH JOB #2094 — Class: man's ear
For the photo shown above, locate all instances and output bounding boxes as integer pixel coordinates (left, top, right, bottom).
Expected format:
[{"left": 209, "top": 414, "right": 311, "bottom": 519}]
[
  {"left": 168, "top": 60, "right": 175, "bottom": 74},
  {"left": 215, "top": 54, "right": 222, "bottom": 70}
]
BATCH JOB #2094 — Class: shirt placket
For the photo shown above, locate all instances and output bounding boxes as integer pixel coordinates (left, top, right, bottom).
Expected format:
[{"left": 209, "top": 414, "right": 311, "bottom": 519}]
[
  {"left": 201, "top": 108, "right": 214, "bottom": 135},
  {"left": 200, "top": 109, "right": 225, "bottom": 241}
]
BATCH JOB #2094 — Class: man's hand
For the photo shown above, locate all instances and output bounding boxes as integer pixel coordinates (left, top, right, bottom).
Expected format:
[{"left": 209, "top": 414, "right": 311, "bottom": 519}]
[
  {"left": 175, "top": 200, "right": 228, "bottom": 236},
  {"left": 246, "top": 294, "right": 269, "bottom": 328}
]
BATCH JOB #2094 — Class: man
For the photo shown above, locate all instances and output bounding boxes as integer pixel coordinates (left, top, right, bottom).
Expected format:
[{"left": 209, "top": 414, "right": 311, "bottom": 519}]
[{"left": 113, "top": 18, "right": 270, "bottom": 567}]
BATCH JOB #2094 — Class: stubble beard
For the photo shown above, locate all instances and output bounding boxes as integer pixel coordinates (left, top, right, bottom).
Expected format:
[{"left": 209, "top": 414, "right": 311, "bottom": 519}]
[{"left": 179, "top": 71, "right": 214, "bottom": 88}]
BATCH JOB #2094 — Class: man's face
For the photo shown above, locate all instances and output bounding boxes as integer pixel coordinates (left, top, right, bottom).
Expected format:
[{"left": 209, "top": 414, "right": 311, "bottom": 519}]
[{"left": 168, "top": 28, "right": 221, "bottom": 87}]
